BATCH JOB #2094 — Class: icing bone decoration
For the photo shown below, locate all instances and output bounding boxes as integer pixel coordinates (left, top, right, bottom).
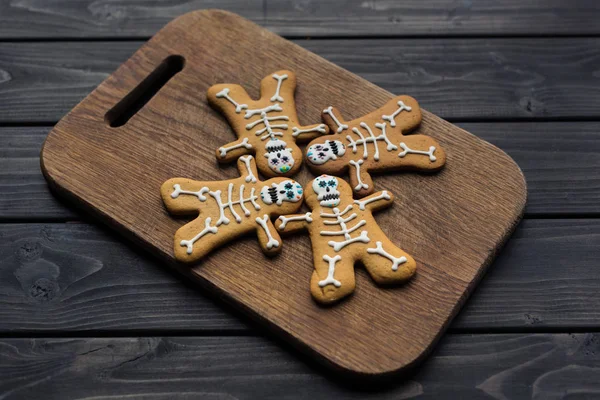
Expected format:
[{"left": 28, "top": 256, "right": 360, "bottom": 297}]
[
  {"left": 161, "top": 156, "right": 303, "bottom": 263},
  {"left": 305, "top": 96, "right": 446, "bottom": 196},
  {"left": 277, "top": 175, "right": 416, "bottom": 305},
  {"left": 208, "top": 70, "right": 330, "bottom": 177}
]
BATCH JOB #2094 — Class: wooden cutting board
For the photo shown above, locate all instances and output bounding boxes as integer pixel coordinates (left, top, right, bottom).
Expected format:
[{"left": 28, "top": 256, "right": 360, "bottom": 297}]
[{"left": 41, "top": 10, "right": 526, "bottom": 377}]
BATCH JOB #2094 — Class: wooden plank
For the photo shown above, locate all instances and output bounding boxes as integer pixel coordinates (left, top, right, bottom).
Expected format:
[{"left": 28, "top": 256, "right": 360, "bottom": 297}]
[
  {"left": 2, "top": 37, "right": 600, "bottom": 123},
  {"left": 1, "top": 334, "right": 600, "bottom": 398},
  {"left": 1, "top": 219, "right": 599, "bottom": 333},
  {"left": 0, "top": 127, "right": 76, "bottom": 220},
  {"left": 3, "top": 122, "right": 599, "bottom": 220},
  {"left": 39, "top": 10, "right": 527, "bottom": 376},
  {"left": 1, "top": 0, "right": 599, "bottom": 38}
]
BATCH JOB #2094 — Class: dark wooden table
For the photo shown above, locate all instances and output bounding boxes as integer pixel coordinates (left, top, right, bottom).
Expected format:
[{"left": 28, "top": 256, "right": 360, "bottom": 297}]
[{"left": 1, "top": 1, "right": 600, "bottom": 398}]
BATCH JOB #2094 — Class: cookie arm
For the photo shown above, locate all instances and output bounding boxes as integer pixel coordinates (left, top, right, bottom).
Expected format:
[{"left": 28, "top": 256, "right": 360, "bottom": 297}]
[
  {"left": 276, "top": 212, "right": 313, "bottom": 234},
  {"left": 161, "top": 178, "right": 210, "bottom": 216},
  {"left": 353, "top": 190, "right": 394, "bottom": 213},
  {"left": 322, "top": 106, "right": 349, "bottom": 134},
  {"left": 291, "top": 123, "right": 330, "bottom": 142},
  {"left": 215, "top": 137, "right": 254, "bottom": 163},
  {"left": 255, "top": 214, "right": 282, "bottom": 255}
]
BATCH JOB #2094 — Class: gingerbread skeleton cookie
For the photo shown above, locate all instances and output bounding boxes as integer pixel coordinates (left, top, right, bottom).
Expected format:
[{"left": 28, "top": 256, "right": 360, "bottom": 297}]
[
  {"left": 277, "top": 174, "right": 416, "bottom": 305},
  {"left": 161, "top": 155, "right": 304, "bottom": 263},
  {"left": 305, "top": 96, "right": 446, "bottom": 196},
  {"left": 208, "top": 70, "right": 330, "bottom": 177}
]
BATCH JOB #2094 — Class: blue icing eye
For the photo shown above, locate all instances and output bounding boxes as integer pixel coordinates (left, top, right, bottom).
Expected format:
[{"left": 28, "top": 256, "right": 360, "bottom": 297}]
[
  {"left": 319, "top": 181, "right": 327, "bottom": 188},
  {"left": 286, "top": 191, "right": 294, "bottom": 199},
  {"left": 328, "top": 180, "right": 336, "bottom": 187},
  {"left": 284, "top": 182, "right": 293, "bottom": 190}
]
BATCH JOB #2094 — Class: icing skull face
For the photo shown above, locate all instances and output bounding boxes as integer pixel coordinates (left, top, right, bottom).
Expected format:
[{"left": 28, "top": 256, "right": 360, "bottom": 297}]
[
  {"left": 260, "top": 180, "right": 303, "bottom": 205},
  {"left": 264, "top": 138, "right": 295, "bottom": 174},
  {"left": 312, "top": 175, "right": 340, "bottom": 207},
  {"left": 306, "top": 140, "right": 346, "bottom": 165}
]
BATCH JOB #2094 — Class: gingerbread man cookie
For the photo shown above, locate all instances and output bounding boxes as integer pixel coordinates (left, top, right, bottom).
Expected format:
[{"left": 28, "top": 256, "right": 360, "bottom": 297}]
[
  {"left": 305, "top": 96, "right": 446, "bottom": 196},
  {"left": 207, "top": 70, "right": 330, "bottom": 177},
  {"left": 161, "top": 155, "right": 304, "bottom": 263},
  {"left": 277, "top": 174, "right": 416, "bottom": 305}
]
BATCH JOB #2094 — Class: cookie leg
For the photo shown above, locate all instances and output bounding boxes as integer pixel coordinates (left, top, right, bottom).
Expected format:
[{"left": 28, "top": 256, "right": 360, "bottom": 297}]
[
  {"left": 310, "top": 253, "right": 355, "bottom": 305},
  {"left": 361, "top": 240, "right": 416, "bottom": 285},
  {"left": 348, "top": 159, "right": 374, "bottom": 196}
]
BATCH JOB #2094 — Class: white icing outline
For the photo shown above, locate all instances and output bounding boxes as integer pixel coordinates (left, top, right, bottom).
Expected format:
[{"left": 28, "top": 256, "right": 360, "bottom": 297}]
[
  {"left": 292, "top": 124, "right": 327, "bottom": 138},
  {"left": 219, "top": 138, "right": 252, "bottom": 158},
  {"left": 347, "top": 122, "right": 397, "bottom": 161},
  {"left": 323, "top": 106, "right": 348, "bottom": 133},
  {"left": 256, "top": 214, "right": 280, "bottom": 250},
  {"left": 270, "top": 73, "right": 288, "bottom": 102},
  {"left": 367, "top": 241, "right": 407, "bottom": 271},
  {"left": 209, "top": 183, "right": 261, "bottom": 226},
  {"left": 239, "top": 156, "right": 257, "bottom": 183},
  {"left": 171, "top": 184, "right": 209, "bottom": 201},
  {"left": 278, "top": 212, "right": 312, "bottom": 230},
  {"left": 354, "top": 190, "right": 390, "bottom": 210},
  {"left": 319, "top": 255, "right": 342, "bottom": 288},
  {"left": 319, "top": 206, "right": 370, "bottom": 251},
  {"left": 216, "top": 88, "right": 248, "bottom": 113},
  {"left": 398, "top": 142, "right": 437, "bottom": 162},
  {"left": 349, "top": 159, "right": 369, "bottom": 191},
  {"left": 180, "top": 218, "right": 218, "bottom": 254},
  {"left": 382, "top": 100, "right": 412, "bottom": 127}
]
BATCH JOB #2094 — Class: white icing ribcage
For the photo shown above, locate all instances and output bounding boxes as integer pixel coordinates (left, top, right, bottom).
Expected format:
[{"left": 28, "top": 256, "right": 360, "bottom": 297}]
[
  {"left": 171, "top": 182, "right": 261, "bottom": 254},
  {"left": 347, "top": 122, "right": 397, "bottom": 161},
  {"left": 319, "top": 205, "right": 370, "bottom": 251}
]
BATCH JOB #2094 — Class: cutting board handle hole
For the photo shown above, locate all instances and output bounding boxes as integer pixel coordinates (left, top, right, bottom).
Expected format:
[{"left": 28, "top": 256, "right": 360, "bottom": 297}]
[{"left": 105, "top": 55, "right": 185, "bottom": 128}]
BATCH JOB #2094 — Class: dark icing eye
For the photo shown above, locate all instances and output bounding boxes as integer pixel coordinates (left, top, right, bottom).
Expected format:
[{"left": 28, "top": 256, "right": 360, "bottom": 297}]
[
  {"left": 281, "top": 156, "right": 289, "bottom": 163},
  {"left": 270, "top": 158, "right": 279, "bottom": 165},
  {"left": 286, "top": 191, "right": 294, "bottom": 199},
  {"left": 318, "top": 180, "right": 327, "bottom": 188},
  {"left": 328, "top": 180, "right": 336, "bottom": 187},
  {"left": 315, "top": 145, "right": 323, "bottom": 150},
  {"left": 284, "top": 182, "right": 293, "bottom": 190}
]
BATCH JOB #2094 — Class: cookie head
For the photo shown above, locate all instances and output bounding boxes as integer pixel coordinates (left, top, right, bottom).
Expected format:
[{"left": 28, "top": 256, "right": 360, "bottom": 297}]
[
  {"left": 264, "top": 138, "right": 295, "bottom": 174},
  {"left": 311, "top": 175, "right": 341, "bottom": 208},
  {"left": 260, "top": 179, "right": 303, "bottom": 206},
  {"left": 306, "top": 140, "right": 346, "bottom": 165}
]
